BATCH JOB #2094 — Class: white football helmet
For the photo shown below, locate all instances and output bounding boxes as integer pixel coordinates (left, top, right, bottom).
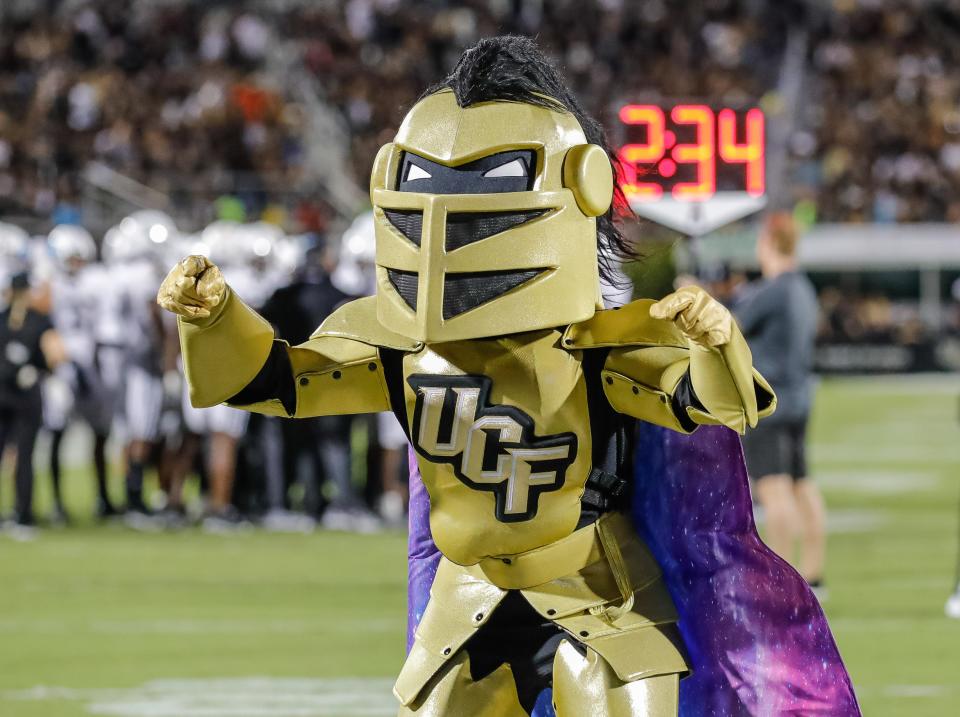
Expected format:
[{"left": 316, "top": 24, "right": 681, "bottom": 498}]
[
  {"left": 48, "top": 224, "right": 96, "bottom": 272},
  {"left": 0, "top": 222, "right": 29, "bottom": 267},
  {"left": 127, "top": 209, "right": 179, "bottom": 248},
  {"left": 274, "top": 234, "right": 304, "bottom": 279},
  {"left": 332, "top": 211, "right": 376, "bottom": 295},
  {"left": 239, "top": 221, "right": 285, "bottom": 269},
  {"left": 202, "top": 220, "right": 242, "bottom": 268},
  {"left": 103, "top": 209, "right": 180, "bottom": 265},
  {"left": 102, "top": 224, "right": 146, "bottom": 264}
]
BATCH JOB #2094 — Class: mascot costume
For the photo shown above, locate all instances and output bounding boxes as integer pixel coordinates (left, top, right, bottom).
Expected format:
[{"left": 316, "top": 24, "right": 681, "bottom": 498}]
[{"left": 159, "top": 35, "right": 860, "bottom": 717}]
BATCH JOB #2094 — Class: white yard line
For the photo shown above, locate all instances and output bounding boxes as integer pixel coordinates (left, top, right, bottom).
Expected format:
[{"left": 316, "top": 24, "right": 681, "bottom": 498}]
[
  {"left": 852, "top": 684, "right": 959, "bottom": 699},
  {"left": 6, "top": 678, "right": 399, "bottom": 717},
  {"left": 812, "top": 443, "right": 960, "bottom": 464},
  {"left": 883, "top": 684, "right": 952, "bottom": 698},
  {"left": 830, "top": 617, "right": 957, "bottom": 631},
  {"left": 820, "top": 374, "right": 960, "bottom": 393},
  {"left": 88, "top": 617, "right": 402, "bottom": 635},
  {"left": 815, "top": 470, "right": 940, "bottom": 494},
  {"left": 0, "top": 617, "right": 401, "bottom": 635},
  {"left": 754, "top": 508, "right": 889, "bottom": 534}
]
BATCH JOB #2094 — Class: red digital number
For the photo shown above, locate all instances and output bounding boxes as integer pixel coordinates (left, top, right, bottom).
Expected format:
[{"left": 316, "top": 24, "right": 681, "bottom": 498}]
[
  {"left": 617, "top": 104, "right": 665, "bottom": 200},
  {"left": 617, "top": 104, "right": 764, "bottom": 203},
  {"left": 718, "top": 108, "right": 765, "bottom": 197},
  {"left": 670, "top": 105, "right": 715, "bottom": 200}
]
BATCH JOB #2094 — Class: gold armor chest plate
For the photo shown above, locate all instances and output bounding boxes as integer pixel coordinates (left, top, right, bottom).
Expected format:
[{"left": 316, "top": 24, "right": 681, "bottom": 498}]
[{"left": 401, "top": 328, "right": 593, "bottom": 565}]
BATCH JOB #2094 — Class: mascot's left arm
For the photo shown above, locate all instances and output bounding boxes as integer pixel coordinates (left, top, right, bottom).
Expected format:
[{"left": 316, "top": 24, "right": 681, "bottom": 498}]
[{"left": 566, "top": 285, "right": 776, "bottom": 434}]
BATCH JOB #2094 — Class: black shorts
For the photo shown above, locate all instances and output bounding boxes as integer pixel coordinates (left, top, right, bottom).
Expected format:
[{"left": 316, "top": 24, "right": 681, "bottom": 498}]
[{"left": 742, "top": 418, "right": 809, "bottom": 481}]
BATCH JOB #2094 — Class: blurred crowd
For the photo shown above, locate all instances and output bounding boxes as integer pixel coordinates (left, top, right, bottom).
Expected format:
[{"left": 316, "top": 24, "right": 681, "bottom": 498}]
[
  {"left": 15, "top": 0, "right": 960, "bottom": 230},
  {"left": 0, "top": 0, "right": 798, "bottom": 229},
  {"left": 0, "top": 0, "right": 319, "bottom": 231},
  {"left": 795, "top": 2, "right": 960, "bottom": 222},
  {"left": 0, "top": 210, "right": 409, "bottom": 535},
  {"left": 817, "top": 288, "right": 930, "bottom": 345}
]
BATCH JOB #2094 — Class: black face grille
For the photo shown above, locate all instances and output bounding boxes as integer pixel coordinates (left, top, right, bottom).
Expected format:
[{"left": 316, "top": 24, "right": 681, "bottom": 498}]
[
  {"left": 384, "top": 210, "right": 423, "bottom": 246},
  {"left": 445, "top": 210, "right": 546, "bottom": 252},
  {"left": 443, "top": 269, "right": 543, "bottom": 319},
  {"left": 387, "top": 269, "right": 418, "bottom": 310}
]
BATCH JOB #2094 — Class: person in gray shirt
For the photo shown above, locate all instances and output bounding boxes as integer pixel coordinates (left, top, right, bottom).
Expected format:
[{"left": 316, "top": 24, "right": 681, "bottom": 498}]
[{"left": 734, "top": 212, "right": 826, "bottom": 593}]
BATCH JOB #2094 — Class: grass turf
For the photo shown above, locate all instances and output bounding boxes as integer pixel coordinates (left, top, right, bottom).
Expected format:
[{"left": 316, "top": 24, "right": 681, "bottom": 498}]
[{"left": 1, "top": 376, "right": 958, "bottom": 716}]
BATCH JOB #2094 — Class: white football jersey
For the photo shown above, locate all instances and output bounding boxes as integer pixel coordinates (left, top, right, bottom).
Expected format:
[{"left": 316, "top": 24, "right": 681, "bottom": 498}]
[
  {"left": 49, "top": 265, "right": 99, "bottom": 366},
  {"left": 118, "top": 258, "right": 165, "bottom": 374},
  {"left": 85, "top": 262, "right": 127, "bottom": 348}
]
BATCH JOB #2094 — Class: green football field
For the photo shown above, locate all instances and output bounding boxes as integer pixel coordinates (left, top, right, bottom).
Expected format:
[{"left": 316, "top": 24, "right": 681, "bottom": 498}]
[{"left": 1, "top": 376, "right": 959, "bottom": 716}]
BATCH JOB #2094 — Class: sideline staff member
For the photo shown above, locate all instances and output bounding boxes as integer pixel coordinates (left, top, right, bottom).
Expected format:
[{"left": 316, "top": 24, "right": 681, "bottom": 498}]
[
  {"left": 735, "top": 212, "right": 825, "bottom": 591},
  {"left": 0, "top": 272, "right": 66, "bottom": 531}
]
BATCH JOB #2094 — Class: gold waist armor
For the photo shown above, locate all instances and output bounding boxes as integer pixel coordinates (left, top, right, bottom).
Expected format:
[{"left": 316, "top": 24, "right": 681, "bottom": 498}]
[{"left": 395, "top": 512, "right": 690, "bottom": 708}]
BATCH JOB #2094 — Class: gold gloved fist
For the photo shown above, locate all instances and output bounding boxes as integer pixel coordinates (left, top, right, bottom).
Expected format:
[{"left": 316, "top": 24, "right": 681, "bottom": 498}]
[
  {"left": 156, "top": 255, "right": 226, "bottom": 320},
  {"left": 649, "top": 285, "right": 733, "bottom": 348}
]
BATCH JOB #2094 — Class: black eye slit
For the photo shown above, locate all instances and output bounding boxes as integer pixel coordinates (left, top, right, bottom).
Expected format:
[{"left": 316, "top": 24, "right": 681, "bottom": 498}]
[
  {"left": 387, "top": 267, "right": 546, "bottom": 319},
  {"left": 443, "top": 269, "right": 545, "bottom": 319},
  {"left": 387, "top": 269, "right": 418, "bottom": 310},
  {"left": 397, "top": 150, "right": 536, "bottom": 194},
  {"left": 384, "top": 209, "right": 423, "bottom": 246},
  {"left": 445, "top": 210, "right": 547, "bottom": 251}
]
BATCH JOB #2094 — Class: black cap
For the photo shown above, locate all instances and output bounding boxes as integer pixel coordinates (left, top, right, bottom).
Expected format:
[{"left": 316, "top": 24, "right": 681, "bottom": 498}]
[{"left": 10, "top": 272, "right": 29, "bottom": 290}]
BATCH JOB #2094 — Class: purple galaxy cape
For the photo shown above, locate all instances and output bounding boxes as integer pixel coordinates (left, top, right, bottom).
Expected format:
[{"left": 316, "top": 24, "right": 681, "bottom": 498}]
[{"left": 406, "top": 424, "right": 861, "bottom": 716}]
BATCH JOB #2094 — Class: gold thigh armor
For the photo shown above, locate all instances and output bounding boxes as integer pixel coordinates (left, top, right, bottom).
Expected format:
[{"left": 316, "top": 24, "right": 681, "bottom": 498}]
[
  {"left": 395, "top": 513, "right": 689, "bottom": 716},
  {"left": 398, "top": 652, "right": 528, "bottom": 717},
  {"left": 399, "top": 643, "right": 679, "bottom": 717},
  {"left": 552, "top": 640, "right": 680, "bottom": 717}
]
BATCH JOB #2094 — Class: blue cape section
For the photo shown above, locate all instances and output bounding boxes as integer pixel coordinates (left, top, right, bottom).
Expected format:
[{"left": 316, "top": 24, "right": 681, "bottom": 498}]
[{"left": 407, "top": 424, "right": 861, "bottom": 716}]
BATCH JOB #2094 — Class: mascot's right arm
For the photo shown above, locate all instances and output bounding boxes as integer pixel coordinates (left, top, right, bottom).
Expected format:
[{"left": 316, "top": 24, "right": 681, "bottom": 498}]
[{"left": 157, "top": 254, "right": 398, "bottom": 419}]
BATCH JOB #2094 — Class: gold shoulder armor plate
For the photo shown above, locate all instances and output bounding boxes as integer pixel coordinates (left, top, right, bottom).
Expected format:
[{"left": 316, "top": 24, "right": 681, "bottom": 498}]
[
  {"left": 310, "top": 296, "right": 423, "bottom": 352},
  {"left": 562, "top": 299, "right": 687, "bottom": 350}
]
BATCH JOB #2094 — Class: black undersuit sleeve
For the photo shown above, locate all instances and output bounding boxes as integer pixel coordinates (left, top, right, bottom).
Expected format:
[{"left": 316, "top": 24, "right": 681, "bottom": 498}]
[
  {"left": 227, "top": 340, "right": 297, "bottom": 415},
  {"left": 669, "top": 369, "right": 705, "bottom": 433}
]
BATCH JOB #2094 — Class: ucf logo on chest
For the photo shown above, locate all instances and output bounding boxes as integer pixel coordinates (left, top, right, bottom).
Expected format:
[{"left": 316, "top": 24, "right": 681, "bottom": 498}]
[{"left": 408, "top": 375, "right": 578, "bottom": 523}]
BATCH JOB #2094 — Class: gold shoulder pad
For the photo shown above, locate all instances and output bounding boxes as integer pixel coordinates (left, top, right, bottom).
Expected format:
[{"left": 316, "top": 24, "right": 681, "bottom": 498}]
[
  {"left": 562, "top": 299, "right": 687, "bottom": 350},
  {"left": 310, "top": 296, "right": 423, "bottom": 352}
]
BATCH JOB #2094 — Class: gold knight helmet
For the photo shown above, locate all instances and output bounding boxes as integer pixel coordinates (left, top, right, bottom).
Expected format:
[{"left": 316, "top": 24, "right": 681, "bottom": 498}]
[{"left": 369, "top": 39, "right": 620, "bottom": 343}]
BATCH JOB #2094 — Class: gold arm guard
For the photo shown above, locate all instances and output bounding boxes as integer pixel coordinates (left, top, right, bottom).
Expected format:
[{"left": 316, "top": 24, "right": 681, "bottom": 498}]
[
  {"left": 686, "top": 323, "right": 776, "bottom": 433},
  {"left": 229, "top": 298, "right": 401, "bottom": 418},
  {"left": 284, "top": 336, "right": 391, "bottom": 417},
  {"left": 564, "top": 299, "right": 776, "bottom": 434},
  {"left": 179, "top": 287, "right": 275, "bottom": 408},
  {"left": 221, "top": 335, "right": 394, "bottom": 419}
]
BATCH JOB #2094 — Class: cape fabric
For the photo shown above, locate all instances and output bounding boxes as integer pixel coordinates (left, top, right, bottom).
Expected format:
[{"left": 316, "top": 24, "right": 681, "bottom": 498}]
[{"left": 406, "top": 423, "right": 861, "bottom": 716}]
